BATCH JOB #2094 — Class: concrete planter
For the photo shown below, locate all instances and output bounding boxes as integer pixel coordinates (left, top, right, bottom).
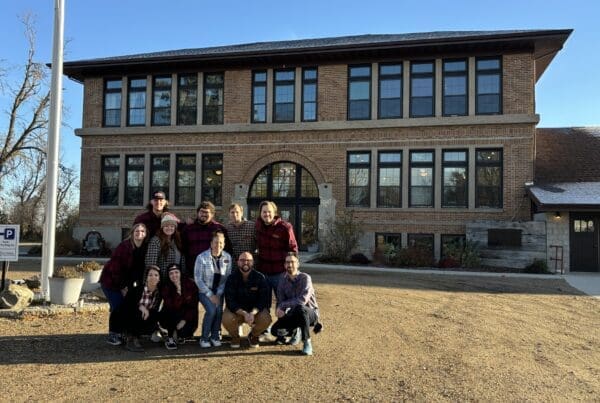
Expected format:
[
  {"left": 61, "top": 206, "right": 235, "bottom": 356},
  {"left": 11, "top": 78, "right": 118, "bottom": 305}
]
[
  {"left": 81, "top": 270, "right": 102, "bottom": 292},
  {"left": 49, "top": 277, "right": 84, "bottom": 305}
]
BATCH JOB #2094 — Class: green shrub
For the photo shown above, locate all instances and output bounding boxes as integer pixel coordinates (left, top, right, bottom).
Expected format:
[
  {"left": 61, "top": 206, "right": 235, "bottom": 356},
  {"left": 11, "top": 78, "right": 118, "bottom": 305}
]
[
  {"left": 320, "top": 212, "right": 364, "bottom": 263},
  {"left": 523, "top": 259, "right": 549, "bottom": 274},
  {"left": 392, "top": 246, "right": 435, "bottom": 267}
]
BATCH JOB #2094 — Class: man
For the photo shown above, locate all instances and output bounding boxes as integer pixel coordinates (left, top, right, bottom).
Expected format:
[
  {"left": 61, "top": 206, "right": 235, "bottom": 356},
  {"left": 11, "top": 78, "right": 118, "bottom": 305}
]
[
  {"left": 255, "top": 200, "right": 298, "bottom": 294},
  {"left": 224, "top": 203, "right": 256, "bottom": 262},
  {"left": 223, "top": 251, "right": 272, "bottom": 348},
  {"left": 271, "top": 252, "right": 321, "bottom": 356},
  {"left": 133, "top": 190, "right": 168, "bottom": 237},
  {"left": 182, "top": 201, "right": 232, "bottom": 275}
]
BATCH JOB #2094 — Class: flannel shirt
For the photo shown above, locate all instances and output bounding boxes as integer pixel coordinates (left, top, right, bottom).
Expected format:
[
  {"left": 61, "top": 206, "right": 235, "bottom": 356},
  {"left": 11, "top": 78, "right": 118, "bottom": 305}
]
[
  {"left": 138, "top": 286, "right": 160, "bottom": 310},
  {"left": 145, "top": 235, "right": 186, "bottom": 281},
  {"left": 194, "top": 249, "right": 233, "bottom": 297},
  {"left": 225, "top": 220, "right": 256, "bottom": 261},
  {"left": 181, "top": 220, "right": 232, "bottom": 274},
  {"left": 255, "top": 216, "right": 298, "bottom": 275},
  {"left": 276, "top": 271, "right": 319, "bottom": 312}
]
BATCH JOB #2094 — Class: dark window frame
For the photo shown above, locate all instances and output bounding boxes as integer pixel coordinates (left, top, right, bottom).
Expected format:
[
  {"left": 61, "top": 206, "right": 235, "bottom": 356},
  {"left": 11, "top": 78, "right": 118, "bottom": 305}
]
[
  {"left": 251, "top": 70, "right": 267, "bottom": 123},
  {"left": 441, "top": 234, "right": 466, "bottom": 258},
  {"left": 377, "top": 150, "right": 402, "bottom": 208},
  {"left": 346, "top": 151, "right": 371, "bottom": 207},
  {"left": 409, "top": 150, "right": 435, "bottom": 208},
  {"left": 273, "top": 68, "right": 296, "bottom": 123},
  {"left": 347, "top": 64, "right": 372, "bottom": 120},
  {"left": 407, "top": 233, "right": 434, "bottom": 259},
  {"left": 150, "top": 154, "right": 170, "bottom": 198},
  {"left": 202, "top": 153, "right": 223, "bottom": 206},
  {"left": 475, "top": 148, "right": 503, "bottom": 208},
  {"left": 151, "top": 75, "right": 172, "bottom": 126},
  {"left": 410, "top": 60, "right": 435, "bottom": 118},
  {"left": 127, "top": 76, "right": 147, "bottom": 127},
  {"left": 175, "top": 154, "right": 196, "bottom": 206},
  {"left": 301, "top": 67, "right": 318, "bottom": 122},
  {"left": 103, "top": 78, "right": 122, "bottom": 127},
  {"left": 177, "top": 73, "right": 198, "bottom": 125},
  {"left": 124, "top": 155, "right": 145, "bottom": 206},
  {"left": 475, "top": 56, "right": 502, "bottom": 115},
  {"left": 442, "top": 58, "right": 468, "bottom": 116},
  {"left": 375, "top": 233, "right": 402, "bottom": 250},
  {"left": 442, "top": 149, "right": 469, "bottom": 208},
  {"left": 100, "top": 155, "right": 120, "bottom": 206},
  {"left": 378, "top": 63, "right": 403, "bottom": 119},
  {"left": 203, "top": 72, "right": 224, "bottom": 125}
]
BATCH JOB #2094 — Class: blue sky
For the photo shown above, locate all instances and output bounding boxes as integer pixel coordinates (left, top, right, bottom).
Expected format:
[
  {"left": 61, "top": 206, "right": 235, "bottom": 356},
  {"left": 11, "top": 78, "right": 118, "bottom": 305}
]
[{"left": 1, "top": 0, "right": 599, "bottom": 173}]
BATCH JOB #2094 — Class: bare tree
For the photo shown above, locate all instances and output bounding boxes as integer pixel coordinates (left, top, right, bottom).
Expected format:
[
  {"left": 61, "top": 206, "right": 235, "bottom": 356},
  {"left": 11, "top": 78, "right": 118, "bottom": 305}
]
[{"left": 0, "top": 15, "right": 50, "bottom": 187}]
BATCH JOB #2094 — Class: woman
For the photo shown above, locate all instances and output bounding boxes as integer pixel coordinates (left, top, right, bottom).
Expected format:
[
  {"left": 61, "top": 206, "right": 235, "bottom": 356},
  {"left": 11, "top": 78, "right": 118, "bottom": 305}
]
[
  {"left": 146, "top": 213, "right": 186, "bottom": 281},
  {"left": 100, "top": 223, "right": 149, "bottom": 346},
  {"left": 194, "top": 230, "right": 232, "bottom": 348},
  {"left": 159, "top": 264, "right": 199, "bottom": 350},
  {"left": 109, "top": 265, "right": 162, "bottom": 352}
]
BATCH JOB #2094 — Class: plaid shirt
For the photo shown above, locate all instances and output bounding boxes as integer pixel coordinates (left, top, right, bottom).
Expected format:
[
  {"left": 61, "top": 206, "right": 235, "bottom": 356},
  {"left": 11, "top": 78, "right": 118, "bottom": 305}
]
[
  {"left": 255, "top": 217, "right": 298, "bottom": 275},
  {"left": 181, "top": 220, "right": 232, "bottom": 274},
  {"left": 276, "top": 271, "right": 318, "bottom": 312},
  {"left": 138, "top": 286, "right": 160, "bottom": 310},
  {"left": 225, "top": 220, "right": 256, "bottom": 261}
]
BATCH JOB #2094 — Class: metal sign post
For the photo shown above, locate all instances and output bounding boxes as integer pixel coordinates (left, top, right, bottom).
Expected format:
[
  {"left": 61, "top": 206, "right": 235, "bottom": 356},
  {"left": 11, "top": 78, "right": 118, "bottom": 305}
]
[{"left": 0, "top": 225, "right": 20, "bottom": 290}]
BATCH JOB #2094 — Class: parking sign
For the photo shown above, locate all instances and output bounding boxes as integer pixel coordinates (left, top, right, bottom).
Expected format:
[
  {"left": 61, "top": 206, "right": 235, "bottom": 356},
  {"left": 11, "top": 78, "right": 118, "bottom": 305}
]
[{"left": 0, "top": 225, "right": 20, "bottom": 261}]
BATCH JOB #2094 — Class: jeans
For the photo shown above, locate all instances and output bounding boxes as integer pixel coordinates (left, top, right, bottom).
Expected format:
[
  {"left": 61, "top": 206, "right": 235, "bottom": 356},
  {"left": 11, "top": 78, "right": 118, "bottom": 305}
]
[
  {"left": 271, "top": 305, "right": 318, "bottom": 341},
  {"left": 198, "top": 293, "right": 223, "bottom": 341},
  {"left": 265, "top": 273, "right": 284, "bottom": 300},
  {"left": 102, "top": 286, "right": 125, "bottom": 333}
]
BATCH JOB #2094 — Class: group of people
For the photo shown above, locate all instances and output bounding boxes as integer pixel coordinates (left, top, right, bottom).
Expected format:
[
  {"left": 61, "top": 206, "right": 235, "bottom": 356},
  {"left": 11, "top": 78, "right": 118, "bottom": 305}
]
[{"left": 100, "top": 191, "right": 321, "bottom": 356}]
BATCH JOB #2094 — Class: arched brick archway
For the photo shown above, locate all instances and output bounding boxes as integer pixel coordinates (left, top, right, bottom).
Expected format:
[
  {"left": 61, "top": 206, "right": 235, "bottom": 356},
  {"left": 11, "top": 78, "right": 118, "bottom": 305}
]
[{"left": 241, "top": 150, "right": 326, "bottom": 185}]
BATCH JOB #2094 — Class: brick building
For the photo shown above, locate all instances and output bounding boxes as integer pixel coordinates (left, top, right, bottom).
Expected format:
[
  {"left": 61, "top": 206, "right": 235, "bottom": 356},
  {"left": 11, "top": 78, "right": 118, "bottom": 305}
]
[{"left": 63, "top": 29, "right": 572, "bottom": 261}]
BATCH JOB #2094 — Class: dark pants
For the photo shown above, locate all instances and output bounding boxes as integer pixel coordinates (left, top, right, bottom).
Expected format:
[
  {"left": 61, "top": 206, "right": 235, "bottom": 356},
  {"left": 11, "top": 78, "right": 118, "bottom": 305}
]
[
  {"left": 159, "top": 309, "right": 197, "bottom": 338},
  {"left": 271, "top": 305, "right": 318, "bottom": 341},
  {"left": 110, "top": 303, "right": 159, "bottom": 337}
]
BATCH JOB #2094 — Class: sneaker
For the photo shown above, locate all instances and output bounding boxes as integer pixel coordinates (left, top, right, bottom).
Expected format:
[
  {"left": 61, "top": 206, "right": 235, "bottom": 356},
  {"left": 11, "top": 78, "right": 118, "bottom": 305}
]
[
  {"left": 288, "top": 328, "right": 301, "bottom": 346},
  {"left": 276, "top": 328, "right": 289, "bottom": 337},
  {"left": 165, "top": 337, "right": 177, "bottom": 350},
  {"left": 126, "top": 337, "right": 144, "bottom": 353},
  {"left": 106, "top": 333, "right": 122, "bottom": 346},
  {"left": 230, "top": 338, "right": 240, "bottom": 349},
  {"left": 150, "top": 330, "right": 163, "bottom": 343},
  {"left": 302, "top": 339, "right": 313, "bottom": 356},
  {"left": 275, "top": 336, "right": 286, "bottom": 345},
  {"left": 199, "top": 339, "right": 211, "bottom": 348},
  {"left": 210, "top": 338, "right": 222, "bottom": 347},
  {"left": 313, "top": 322, "right": 323, "bottom": 334},
  {"left": 248, "top": 334, "right": 259, "bottom": 348}
]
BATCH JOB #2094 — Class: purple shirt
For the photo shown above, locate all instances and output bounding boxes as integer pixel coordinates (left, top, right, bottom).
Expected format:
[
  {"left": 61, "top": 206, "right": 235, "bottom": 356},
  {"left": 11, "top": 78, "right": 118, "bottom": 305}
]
[{"left": 276, "top": 271, "right": 318, "bottom": 311}]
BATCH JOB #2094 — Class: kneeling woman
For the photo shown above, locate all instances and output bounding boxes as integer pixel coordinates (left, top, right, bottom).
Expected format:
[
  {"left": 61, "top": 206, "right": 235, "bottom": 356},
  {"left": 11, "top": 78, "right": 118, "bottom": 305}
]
[
  {"left": 110, "top": 265, "right": 162, "bottom": 352},
  {"left": 159, "top": 264, "right": 199, "bottom": 350}
]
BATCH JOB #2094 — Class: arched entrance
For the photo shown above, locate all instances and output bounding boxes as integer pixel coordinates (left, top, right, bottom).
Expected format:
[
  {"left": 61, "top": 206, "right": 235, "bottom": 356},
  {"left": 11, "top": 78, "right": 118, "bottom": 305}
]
[{"left": 247, "top": 161, "right": 320, "bottom": 250}]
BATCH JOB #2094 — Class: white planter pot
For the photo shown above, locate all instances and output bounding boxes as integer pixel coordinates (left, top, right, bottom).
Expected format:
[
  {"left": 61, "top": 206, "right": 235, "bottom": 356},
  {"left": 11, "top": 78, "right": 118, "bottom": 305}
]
[
  {"left": 81, "top": 270, "right": 102, "bottom": 292},
  {"left": 49, "top": 277, "right": 84, "bottom": 305}
]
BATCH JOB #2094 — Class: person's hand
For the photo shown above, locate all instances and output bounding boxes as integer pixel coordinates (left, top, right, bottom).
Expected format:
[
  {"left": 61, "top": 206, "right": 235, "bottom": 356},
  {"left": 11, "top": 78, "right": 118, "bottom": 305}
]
[
  {"left": 244, "top": 312, "right": 254, "bottom": 325},
  {"left": 276, "top": 308, "right": 285, "bottom": 318},
  {"left": 209, "top": 295, "right": 220, "bottom": 305},
  {"left": 176, "top": 320, "right": 185, "bottom": 330},
  {"left": 186, "top": 217, "right": 194, "bottom": 225},
  {"left": 139, "top": 305, "right": 149, "bottom": 320}
]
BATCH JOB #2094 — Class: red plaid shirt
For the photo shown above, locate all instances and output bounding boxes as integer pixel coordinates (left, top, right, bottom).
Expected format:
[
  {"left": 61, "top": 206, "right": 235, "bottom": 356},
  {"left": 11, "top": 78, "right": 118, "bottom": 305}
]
[
  {"left": 138, "top": 286, "right": 159, "bottom": 309},
  {"left": 255, "top": 216, "right": 298, "bottom": 275}
]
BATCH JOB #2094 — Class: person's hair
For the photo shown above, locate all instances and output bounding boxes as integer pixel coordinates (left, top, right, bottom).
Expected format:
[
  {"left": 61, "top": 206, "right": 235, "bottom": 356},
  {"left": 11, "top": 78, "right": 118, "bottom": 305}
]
[
  {"left": 197, "top": 201, "right": 215, "bottom": 215},
  {"left": 259, "top": 200, "right": 277, "bottom": 215},
  {"left": 286, "top": 251, "right": 299, "bottom": 261},
  {"left": 229, "top": 203, "right": 243, "bottom": 212},
  {"left": 212, "top": 229, "right": 226, "bottom": 241},
  {"left": 158, "top": 224, "right": 182, "bottom": 256},
  {"left": 146, "top": 200, "right": 169, "bottom": 212},
  {"left": 144, "top": 265, "right": 161, "bottom": 285},
  {"left": 128, "top": 223, "right": 149, "bottom": 248}
]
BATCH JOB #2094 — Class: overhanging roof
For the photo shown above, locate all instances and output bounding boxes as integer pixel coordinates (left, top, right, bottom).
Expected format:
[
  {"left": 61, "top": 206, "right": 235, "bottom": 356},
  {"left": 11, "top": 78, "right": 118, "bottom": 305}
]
[
  {"left": 527, "top": 182, "right": 600, "bottom": 211},
  {"left": 61, "top": 29, "right": 572, "bottom": 83}
]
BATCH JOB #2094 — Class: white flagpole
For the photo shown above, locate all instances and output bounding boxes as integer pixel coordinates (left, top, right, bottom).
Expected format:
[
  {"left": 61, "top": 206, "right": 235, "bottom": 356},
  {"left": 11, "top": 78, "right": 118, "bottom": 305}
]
[{"left": 41, "top": 0, "right": 65, "bottom": 301}]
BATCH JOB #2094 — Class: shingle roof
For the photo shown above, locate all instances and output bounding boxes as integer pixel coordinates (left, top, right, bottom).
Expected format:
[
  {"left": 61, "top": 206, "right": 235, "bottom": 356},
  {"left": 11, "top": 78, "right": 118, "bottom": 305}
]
[
  {"left": 536, "top": 127, "right": 600, "bottom": 183},
  {"left": 527, "top": 182, "right": 600, "bottom": 209}
]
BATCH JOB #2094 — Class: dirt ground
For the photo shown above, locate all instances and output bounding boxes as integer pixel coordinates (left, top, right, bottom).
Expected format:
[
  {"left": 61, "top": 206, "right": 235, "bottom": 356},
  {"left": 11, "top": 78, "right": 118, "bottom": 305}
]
[{"left": 1, "top": 265, "right": 599, "bottom": 402}]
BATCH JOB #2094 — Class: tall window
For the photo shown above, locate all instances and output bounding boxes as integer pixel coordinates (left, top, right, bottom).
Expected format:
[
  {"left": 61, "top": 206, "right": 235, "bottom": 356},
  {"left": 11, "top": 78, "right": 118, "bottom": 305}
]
[
  {"left": 476, "top": 57, "right": 502, "bottom": 114},
  {"left": 443, "top": 59, "right": 467, "bottom": 116},
  {"left": 203, "top": 73, "right": 224, "bottom": 124},
  {"left": 103, "top": 79, "right": 122, "bottom": 127},
  {"left": 375, "top": 233, "right": 402, "bottom": 250},
  {"left": 127, "top": 77, "right": 146, "bottom": 126},
  {"left": 252, "top": 70, "right": 267, "bottom": 123},
  {"left": 273, "top": 69, "right": 295, "bottom": 122},
  {"left": 348, "top": 65, "right": 371, "bottom": 120},
  {"left": 202, "top": 154, "right": 223, "bottom": 205},
  {"left": 442, "top": 149, "right": 468, "bottom": 208},
  {"left": 377, "top": 151, "right": 402, "bottom": 207},
  {"left": 125, "top": 155, "right": 144, "bottom": 206},
  {"left": 152, "top": 75, "right": 171, "bottom": 126},
  {"left": 302, "top": 68, "right": 317, "bottom": 121},
  {"left": 378, "top": 64, "right": 402, "bottom": 119},
  {"left": 407, "top": 233, "right": 434, "bottom": 260},
  {"left": 177, "top": 74, "right": 197, "bottom": 125},
  {"left": 476, "top": 149, "right": 502, "bottom": 208},
  {"left": 176, "top": 154, "right": 196, "bottom": 206},
  {"left": 150, "top": 155, "right": 170, "bottom": 197},
  {"left": 409, "top": 150, "right": 434, "bottom": 207},
  {"left": 100, "top": 156, "right": 120, "bottom": 205},
  {"left": 410, "top": 61, "right": 434, "bottom": 117},
  {"left": 347, "top": 152, "right": 371, "bottom": 207}
]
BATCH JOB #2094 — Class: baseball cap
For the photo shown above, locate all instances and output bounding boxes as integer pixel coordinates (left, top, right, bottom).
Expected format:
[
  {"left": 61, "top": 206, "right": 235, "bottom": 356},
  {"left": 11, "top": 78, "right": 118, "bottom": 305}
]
[{"left": 152, "top": 191, "right": 166, "bottom": 200}]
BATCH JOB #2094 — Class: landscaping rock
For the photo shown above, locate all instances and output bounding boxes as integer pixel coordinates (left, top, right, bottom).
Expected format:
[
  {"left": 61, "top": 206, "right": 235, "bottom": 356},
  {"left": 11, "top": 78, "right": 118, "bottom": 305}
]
[{"left": 0, "top": 284, "right": 34, "bottom": 310}]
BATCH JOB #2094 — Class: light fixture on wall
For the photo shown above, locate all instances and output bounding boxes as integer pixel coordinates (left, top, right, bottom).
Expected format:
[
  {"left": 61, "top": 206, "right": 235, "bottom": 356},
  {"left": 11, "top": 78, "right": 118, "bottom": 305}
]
[{"left": 554, "top": 211, "right": 561, "bottom": 219}]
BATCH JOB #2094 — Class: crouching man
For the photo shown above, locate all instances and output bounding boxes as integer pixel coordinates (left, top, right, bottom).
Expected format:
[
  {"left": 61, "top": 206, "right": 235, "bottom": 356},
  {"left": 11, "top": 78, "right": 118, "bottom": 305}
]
[
  {"left": 271, "top": 252, "right": 321, "bottom": 356},
  {"left": 223, "top": 252, "right": 272, "bottom": 348}
]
